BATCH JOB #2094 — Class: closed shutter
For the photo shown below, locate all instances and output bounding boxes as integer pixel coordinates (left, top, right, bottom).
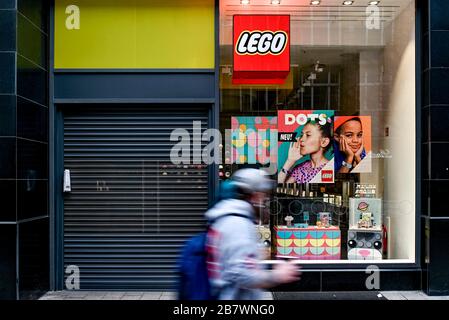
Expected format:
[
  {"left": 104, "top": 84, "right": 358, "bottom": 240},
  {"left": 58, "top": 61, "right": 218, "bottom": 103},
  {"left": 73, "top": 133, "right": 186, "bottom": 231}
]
[{"left": 63, "top": 106, "right": 209, "bottom": 290}]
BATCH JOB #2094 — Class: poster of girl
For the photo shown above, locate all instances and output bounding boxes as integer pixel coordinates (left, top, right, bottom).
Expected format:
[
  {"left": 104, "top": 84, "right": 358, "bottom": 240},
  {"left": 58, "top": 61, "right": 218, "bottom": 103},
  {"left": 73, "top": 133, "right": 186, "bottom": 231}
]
[
  {"left": 333, "top": 116, "right": 372, "bottom": 173},
  {"left": 278, "top": 110, "right": 334, "bottom": 184}
]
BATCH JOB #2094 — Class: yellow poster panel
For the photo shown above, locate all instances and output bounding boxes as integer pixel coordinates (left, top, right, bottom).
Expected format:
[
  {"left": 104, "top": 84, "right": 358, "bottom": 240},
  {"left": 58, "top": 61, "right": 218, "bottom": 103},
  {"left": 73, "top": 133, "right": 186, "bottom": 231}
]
[{"left": 55, "top": 0, "right": 215, "bottom": 69}]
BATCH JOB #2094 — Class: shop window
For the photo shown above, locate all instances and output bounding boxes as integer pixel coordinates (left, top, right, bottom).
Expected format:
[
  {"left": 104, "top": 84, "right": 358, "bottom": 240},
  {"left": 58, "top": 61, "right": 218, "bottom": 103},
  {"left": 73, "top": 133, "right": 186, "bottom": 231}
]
[{"left": 219, "top": 0, "right": 416, "bottom": 263}]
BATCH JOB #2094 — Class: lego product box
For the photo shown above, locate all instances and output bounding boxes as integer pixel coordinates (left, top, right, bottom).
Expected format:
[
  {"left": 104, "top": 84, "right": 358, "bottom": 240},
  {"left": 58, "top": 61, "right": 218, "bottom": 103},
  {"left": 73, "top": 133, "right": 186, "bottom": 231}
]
[
  {"left": 347, "top": 229, "right": 383, "bottom": 260},
  {"left": 349, "top": 198, "right": 382, "bottom": 230},
  {"left": 275, "top": 226, "right": 341, "bottom": 260}
]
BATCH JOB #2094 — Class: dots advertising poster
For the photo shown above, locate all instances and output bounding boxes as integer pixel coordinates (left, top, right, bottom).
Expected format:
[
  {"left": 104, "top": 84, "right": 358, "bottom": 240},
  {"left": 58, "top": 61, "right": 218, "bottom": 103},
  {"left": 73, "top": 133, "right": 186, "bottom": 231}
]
[
  {"left": 277, "top": 110, "right": 335, "bottom": 184},
  {"left": 231, "top": 116, "right": 277, "bottom": 165},
  {"left": 334, "top": 116, "right": 372, "bottom": 173}
]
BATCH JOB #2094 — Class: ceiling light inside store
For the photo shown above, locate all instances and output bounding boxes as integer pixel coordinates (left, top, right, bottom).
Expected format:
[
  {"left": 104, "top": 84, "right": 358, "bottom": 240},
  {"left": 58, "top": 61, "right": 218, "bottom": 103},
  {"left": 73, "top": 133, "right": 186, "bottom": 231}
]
[
  {"left": 271, "top": 0, "right": 281, "bottom": 4},
  {"left": 241, "top": 0, "right": 250, "bottom": 5},
  {"left": 310, "top": 0, "right": 320, "bottom": 5},
  {"left": 343, "top": 0, "right": 354, "bottom": 5},
  {"left": 369, "top": 1, "right": 380, "bottom": 5}
]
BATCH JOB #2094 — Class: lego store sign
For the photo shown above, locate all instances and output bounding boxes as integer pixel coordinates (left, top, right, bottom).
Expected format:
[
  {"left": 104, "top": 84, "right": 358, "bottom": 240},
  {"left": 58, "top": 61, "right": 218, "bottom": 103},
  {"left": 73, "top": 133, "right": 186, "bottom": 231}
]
[{"left": 233, "top": 15, "right": 290, "bottom": 85}]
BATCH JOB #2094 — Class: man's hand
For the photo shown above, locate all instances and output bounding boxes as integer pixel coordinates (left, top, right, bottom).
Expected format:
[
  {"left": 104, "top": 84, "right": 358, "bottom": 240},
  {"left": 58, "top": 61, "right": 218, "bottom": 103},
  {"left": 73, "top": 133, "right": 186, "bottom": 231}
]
[{"left": 272, "top": 261, "right": 302, "bottom": 285}]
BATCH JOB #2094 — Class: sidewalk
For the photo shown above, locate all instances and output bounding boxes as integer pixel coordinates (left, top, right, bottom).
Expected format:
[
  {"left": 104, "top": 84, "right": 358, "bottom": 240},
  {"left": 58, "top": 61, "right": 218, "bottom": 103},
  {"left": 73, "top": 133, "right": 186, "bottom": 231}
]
[
  {"left": 38, "top": 291, "right": 449, "bottom": 300},
  {"left": 381, "top": 291, "right": 449, "bottom": 300},
  {"left": 39, "top": 291, "right": 177, "bottom": 300},
  {"left": 38, "top": 291, "right": 274, "bottom": 300}
]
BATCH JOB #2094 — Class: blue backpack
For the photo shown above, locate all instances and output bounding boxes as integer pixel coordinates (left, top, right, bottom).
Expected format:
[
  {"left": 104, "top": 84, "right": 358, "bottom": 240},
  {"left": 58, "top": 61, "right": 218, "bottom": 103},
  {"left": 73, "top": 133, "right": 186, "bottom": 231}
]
[{"left": 176, "top": 213, "right": 250, "bottom": 300}]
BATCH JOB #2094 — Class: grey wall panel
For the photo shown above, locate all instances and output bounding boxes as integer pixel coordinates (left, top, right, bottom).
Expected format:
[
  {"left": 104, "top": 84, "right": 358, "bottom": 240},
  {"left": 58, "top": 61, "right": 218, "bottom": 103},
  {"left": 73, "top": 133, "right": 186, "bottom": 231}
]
[{"left": 54, "top": 72, "right": 215, "bottom": 101}]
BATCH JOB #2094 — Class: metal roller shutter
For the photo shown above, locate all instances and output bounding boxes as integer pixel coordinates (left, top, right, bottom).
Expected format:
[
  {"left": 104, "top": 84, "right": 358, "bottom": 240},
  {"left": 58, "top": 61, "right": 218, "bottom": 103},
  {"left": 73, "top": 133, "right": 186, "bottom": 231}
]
[{"left": 63, "top": 106, "right": 209, "bottom": 290}]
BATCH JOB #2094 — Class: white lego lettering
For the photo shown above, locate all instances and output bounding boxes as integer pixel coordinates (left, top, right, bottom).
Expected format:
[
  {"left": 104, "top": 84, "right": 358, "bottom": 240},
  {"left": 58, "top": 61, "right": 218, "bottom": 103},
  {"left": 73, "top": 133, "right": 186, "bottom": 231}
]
[
  {"left": 247, "top": 32, "right": 261, "bottom": 54},
  {"left": 258, "top": 33, "right": 273, "bottom": 53},
  {"left": 271, "top": 32, "right": 287, "bottom": 53},
  {"left": 236, "top": 31, "right": 287, "bottom": 55}
]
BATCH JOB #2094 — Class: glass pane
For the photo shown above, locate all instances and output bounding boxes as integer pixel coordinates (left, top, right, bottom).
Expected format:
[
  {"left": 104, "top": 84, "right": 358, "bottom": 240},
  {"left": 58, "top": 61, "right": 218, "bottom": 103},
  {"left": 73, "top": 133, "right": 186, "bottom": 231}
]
[{"left": 219, "top": 0, "right": 416, "bottom": 264}]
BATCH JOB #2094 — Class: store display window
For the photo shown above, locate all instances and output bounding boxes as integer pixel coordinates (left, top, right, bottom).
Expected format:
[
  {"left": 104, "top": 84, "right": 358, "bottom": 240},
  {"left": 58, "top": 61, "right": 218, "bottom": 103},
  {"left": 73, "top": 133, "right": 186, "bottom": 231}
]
[{"left": 219, "top": 0, "right": 416, "bottom": 263}]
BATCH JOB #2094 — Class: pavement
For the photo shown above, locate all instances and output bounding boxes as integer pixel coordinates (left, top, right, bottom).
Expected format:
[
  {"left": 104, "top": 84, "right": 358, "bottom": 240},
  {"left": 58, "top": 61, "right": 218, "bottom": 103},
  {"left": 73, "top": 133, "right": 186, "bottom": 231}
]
[
  {"left": 380, "top": 291, "right": 449, "bottom": 300},
  {"left": 38, "top": 291, "right": 449, "bottom": 300}
]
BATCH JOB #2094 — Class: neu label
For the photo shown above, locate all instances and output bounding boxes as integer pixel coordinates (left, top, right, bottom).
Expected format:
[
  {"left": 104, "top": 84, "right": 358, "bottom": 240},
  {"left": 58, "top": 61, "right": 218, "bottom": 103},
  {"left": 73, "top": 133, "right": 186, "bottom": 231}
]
[
  {"left": 322, "top": 170, "right": 333, "bottom": 182},
  {"left": 236, "top": 31, "right": 288, "bottom": 55}
]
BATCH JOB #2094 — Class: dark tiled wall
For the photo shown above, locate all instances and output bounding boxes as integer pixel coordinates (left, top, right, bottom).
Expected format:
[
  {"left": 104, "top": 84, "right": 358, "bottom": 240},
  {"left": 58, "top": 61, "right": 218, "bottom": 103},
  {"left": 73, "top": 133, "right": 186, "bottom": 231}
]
[
  {"left": 0, "top": 225, "right": 17, "bottom": 300},
  {"left": 18, "top": 218, "right": 49, "bottom": 299},
  {"left": 422, "top": 0, "right": 449, "bottom": 296},
  {"left": 0, "top": 0, "right": 18, "bottom": 300},
  {"left": 0, "top": 0, "right": 49, "bottom": 300}
]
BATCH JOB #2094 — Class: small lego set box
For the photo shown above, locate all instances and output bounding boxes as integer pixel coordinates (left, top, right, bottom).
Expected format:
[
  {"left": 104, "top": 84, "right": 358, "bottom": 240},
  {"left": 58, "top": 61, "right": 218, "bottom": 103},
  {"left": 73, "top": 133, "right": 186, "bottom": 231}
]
[{"left": 349, "top": 197, "right": 382, "bottom": 231}]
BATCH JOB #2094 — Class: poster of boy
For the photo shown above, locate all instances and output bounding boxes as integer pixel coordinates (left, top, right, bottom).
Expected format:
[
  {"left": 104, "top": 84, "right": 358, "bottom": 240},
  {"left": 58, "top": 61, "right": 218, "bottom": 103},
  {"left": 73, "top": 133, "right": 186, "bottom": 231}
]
[{"left": 334, "top": 116, "right": 372, "bottom": 174}]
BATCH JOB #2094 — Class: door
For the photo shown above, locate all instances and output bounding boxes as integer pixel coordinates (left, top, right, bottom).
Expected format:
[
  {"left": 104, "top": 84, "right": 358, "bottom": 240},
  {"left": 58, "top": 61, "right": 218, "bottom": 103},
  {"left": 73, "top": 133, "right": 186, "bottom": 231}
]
[{"left": 62, "top": 106, "right": 209, "bottom": 290}]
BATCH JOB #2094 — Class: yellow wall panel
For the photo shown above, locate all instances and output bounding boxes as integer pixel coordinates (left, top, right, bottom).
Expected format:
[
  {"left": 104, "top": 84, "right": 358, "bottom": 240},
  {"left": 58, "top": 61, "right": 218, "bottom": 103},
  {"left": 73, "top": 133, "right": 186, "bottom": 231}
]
[{"left": 55, "top": 0, "right": 215, "bottom": 69}]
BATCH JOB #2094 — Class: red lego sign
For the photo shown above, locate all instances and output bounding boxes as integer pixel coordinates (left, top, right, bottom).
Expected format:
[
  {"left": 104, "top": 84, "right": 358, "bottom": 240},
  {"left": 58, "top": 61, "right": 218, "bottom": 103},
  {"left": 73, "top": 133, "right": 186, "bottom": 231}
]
[
  {"left": 321, "top": 170, "right": 334, "bottom": 183},
  {"left": 233, "top": 15, "right": 290, "bottom": 85}
]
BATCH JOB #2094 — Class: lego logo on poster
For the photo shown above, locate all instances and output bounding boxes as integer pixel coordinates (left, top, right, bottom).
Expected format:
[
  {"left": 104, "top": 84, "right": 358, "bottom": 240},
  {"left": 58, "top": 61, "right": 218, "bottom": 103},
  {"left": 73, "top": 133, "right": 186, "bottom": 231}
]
[
  {"left": 322, "top": 170, "right": 334, "bottom": 182},
  {"left": 233, "top": 15, "right": 290, "bottom": 75},
  {"left": 235, "top": 31, "right": 288, "bottom": 55}
]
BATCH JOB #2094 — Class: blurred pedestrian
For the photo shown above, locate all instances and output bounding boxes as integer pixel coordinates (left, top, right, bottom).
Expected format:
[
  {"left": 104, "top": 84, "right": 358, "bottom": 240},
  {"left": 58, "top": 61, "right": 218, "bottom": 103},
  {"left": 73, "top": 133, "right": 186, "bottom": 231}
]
[{"left": 205, "top": 168, "right": 300, "bottom": 300}]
